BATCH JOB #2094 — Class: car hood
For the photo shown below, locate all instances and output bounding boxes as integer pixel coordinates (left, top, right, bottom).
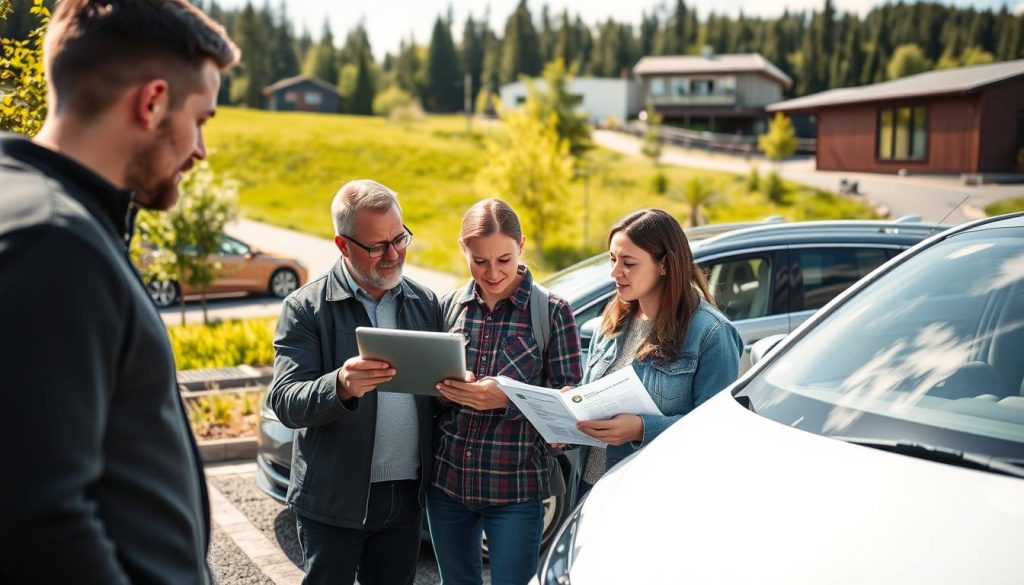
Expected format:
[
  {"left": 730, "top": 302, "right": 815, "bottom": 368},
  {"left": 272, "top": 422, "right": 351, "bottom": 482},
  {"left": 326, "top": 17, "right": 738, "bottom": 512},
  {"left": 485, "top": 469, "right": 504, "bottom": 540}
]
[{"left": 569, "top": 390, "right": 1024, "bottom": 585}]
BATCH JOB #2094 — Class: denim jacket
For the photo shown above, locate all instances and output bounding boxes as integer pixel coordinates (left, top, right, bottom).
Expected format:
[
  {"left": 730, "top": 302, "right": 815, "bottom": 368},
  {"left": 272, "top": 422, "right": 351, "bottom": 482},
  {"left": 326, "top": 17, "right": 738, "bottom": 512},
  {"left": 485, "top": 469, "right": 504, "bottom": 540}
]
[{"left": 584, "top": 300, "right": 743, "bottom": 468}]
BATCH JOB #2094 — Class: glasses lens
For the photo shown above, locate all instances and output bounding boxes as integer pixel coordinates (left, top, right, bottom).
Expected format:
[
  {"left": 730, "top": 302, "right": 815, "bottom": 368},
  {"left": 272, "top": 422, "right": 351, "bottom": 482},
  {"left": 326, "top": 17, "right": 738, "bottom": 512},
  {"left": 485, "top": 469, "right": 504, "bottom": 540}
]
[
  {"left": 394, "top": 232, "right": 412, "bottom": 250},
  {"left": 368, "top": 243, "right": 387, "bottom": 258}
]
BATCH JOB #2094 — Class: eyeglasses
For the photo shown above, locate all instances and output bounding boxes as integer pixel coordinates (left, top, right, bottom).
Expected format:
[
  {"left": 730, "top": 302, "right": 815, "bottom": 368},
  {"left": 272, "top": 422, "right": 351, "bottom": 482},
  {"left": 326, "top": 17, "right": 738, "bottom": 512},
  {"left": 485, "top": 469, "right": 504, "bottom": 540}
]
[{"left": 341, "top": 226, "right": 413, "bottom": 258}]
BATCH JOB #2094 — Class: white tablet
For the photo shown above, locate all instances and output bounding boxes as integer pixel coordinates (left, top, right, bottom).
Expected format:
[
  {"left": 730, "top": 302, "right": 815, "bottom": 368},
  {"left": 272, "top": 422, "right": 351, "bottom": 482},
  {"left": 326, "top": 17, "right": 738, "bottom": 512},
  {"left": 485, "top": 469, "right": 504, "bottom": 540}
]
[{"left": 355, "top": 327, "right": 467, "bottom": 396}]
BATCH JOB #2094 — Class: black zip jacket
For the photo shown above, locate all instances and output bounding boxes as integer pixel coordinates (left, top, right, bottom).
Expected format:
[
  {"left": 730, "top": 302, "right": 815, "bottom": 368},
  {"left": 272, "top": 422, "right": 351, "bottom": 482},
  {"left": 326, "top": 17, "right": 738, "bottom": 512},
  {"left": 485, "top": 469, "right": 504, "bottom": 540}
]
[{"left": 0, "top": 134, "right": 211, "bottom": 584}]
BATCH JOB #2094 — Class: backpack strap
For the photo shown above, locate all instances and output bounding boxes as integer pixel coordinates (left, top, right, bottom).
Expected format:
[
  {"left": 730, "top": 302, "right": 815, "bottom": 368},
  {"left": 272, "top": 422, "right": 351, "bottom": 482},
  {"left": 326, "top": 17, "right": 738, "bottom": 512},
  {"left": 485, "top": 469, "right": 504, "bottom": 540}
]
[
  {"left": 441, "top": 286, "right": 468, "bottom": 332},
  {"left": 530, "top": 282, "right": 551, "bottom": 357}
]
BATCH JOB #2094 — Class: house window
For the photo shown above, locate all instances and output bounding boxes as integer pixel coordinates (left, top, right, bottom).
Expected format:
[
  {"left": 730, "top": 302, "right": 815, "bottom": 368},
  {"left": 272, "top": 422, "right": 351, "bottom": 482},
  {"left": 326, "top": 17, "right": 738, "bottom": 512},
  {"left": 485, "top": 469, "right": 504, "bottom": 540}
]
[
  {"left": 305, "top": 92, "right": 322, "bottom": 106},
  {"left": 649, "top": 78, "right": 666, "bottom": 98},
  {"left": 670, "top": 77, "right": 688, "bottom": 97},
  {"left": 284, "top": 91, "right": 299, "bottom": 103},
  {"left": 691, "top": 79, "right": 715, "bottom": 96},
  {"left": 877, "top": 106, "right": 927, "bottom": 161}
]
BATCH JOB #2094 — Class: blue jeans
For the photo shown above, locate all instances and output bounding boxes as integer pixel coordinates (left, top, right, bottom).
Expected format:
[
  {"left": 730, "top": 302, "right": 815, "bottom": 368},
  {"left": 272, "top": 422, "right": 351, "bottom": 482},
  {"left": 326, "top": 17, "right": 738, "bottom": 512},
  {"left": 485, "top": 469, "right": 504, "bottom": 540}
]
[{"left": 426, "top": 487, "right": 544, "bottom": 585}]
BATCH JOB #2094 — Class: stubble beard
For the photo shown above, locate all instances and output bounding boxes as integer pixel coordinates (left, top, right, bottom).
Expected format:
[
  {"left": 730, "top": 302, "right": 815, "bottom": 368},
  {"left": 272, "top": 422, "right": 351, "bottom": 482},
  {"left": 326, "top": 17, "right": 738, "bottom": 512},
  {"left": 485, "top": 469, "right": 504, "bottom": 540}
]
[{"left": 125, "top": 119, "right": 192, "bottom": 211}]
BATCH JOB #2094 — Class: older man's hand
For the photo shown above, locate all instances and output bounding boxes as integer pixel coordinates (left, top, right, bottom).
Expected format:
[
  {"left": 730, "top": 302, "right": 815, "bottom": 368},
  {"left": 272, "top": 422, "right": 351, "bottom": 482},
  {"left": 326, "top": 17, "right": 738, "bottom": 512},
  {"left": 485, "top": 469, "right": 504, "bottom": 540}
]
[{"left": 337, "top": 356, "right": 395, "bottom": 400}]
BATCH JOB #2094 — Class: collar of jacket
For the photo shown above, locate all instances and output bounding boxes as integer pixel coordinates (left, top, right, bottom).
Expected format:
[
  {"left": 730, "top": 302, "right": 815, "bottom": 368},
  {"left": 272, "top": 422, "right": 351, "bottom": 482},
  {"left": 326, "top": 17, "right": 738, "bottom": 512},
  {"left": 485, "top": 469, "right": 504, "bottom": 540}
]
[
  {"left": 325, "top": 256, "right": 421, "bottom": 302},
  {"left": 0, "top": 133, "right": 137, "bottom": 248}
]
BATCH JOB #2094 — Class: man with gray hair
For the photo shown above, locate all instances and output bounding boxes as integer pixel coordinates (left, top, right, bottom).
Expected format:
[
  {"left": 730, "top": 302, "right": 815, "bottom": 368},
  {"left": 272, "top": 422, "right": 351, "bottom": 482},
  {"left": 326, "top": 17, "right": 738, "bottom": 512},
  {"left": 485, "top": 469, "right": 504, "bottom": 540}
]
[{"left": 268, "top": 179, "right": 441, "bottom": 584}]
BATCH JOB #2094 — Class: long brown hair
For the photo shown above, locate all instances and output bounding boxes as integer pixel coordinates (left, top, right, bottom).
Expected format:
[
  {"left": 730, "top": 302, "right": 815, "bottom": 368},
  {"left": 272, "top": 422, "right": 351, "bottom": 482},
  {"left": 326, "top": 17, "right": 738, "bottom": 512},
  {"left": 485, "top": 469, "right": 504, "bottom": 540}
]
[{"left": 601, "top": 208, "right": 714, "bottom": 363}]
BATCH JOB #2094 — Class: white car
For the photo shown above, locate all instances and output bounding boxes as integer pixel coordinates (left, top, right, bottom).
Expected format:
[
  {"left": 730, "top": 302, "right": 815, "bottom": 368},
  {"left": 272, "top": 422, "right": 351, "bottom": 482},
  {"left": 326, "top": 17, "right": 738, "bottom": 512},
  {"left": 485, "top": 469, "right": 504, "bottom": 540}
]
[{"left": 534, "top": 212, "right": 1024, "bottom": 585}]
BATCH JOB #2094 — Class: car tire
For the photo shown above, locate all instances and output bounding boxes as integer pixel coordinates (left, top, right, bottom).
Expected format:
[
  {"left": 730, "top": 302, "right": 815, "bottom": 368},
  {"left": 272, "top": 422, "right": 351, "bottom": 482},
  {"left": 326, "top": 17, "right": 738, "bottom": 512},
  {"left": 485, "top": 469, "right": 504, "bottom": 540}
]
[
  {"left": 147, "top": 279, "right": 179, "bottom": 308},
  {"left": 269, "top": 268, "right": 299, "bottom": 298}
]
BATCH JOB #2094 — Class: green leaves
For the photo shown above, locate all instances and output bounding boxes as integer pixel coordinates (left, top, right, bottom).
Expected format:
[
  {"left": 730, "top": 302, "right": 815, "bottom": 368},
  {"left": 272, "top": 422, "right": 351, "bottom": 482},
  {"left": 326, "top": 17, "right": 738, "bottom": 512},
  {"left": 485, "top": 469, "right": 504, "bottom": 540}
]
[
  {"left": 0, "top": 0, "right": 48, "bottom": 137},
  {"left": 133, "top": 161, "right": 240, "bottom": 324},
  {"left": 758, "top": 113, "right": 798, "bottom": 162}
]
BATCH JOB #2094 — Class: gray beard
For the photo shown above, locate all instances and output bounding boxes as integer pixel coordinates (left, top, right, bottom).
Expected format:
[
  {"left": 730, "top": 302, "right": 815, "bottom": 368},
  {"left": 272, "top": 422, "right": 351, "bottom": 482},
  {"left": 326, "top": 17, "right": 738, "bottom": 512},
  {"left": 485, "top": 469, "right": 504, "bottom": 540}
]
[{"left": 352, "top": 257, "right": 404, "bottom": 291}]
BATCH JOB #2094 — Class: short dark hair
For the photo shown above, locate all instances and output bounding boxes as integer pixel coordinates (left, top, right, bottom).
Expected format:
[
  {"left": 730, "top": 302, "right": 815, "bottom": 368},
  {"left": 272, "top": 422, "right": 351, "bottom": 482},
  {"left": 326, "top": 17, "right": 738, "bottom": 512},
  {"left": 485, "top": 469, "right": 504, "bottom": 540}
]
[{"left": 44, "top": 0, "right": 240, "bottom": 117}]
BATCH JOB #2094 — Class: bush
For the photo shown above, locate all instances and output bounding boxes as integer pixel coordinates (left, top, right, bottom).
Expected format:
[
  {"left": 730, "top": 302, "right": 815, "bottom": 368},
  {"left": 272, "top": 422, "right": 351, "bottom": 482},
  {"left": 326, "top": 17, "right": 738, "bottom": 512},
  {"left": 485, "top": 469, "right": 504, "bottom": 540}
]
[
  {"left": 186, "top": 390, "right": 263, "bottom": 440},
  {"left": 746, "top": 166, "right": 760, "bottom": 193},
  {"left": 984, "top": 197, "right": 1024, "bottom": 217},
  {"left": 650, "top": 170, "right": 669, "bottom": 194},
  {"left": 763, "top": 171, "right": 785, "bottom": 204},
  {"left": 372, "top": 85, "right": 414, "bottom": 117},
  {"left": 167, "top": 317, "right": 276, "bottom": 370},
  {"left": 388, "top": 101, "right": 425, "bottom": 126}
]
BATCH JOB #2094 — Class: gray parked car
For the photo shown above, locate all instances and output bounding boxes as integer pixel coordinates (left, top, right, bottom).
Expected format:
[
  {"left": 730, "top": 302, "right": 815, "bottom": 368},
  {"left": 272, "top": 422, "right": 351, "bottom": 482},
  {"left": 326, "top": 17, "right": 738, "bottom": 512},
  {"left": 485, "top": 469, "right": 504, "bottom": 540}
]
[{"left": 257, "top": 216, "right": 946, "bottom": 553}]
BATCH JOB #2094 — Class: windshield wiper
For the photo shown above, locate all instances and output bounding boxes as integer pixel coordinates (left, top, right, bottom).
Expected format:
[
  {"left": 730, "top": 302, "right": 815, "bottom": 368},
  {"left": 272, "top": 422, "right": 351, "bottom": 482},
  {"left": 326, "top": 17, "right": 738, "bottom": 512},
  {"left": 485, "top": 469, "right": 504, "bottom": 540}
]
[{"left": 833, "top": 437, "right": 1024, "bottom": 479}]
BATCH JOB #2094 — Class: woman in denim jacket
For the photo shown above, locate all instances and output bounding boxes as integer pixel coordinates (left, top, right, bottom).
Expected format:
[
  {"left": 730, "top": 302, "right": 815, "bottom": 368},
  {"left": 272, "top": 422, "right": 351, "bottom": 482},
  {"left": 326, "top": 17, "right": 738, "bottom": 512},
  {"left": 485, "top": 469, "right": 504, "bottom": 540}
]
[{"left": 573, "top": 208, "right": 743, "bottom": 493}]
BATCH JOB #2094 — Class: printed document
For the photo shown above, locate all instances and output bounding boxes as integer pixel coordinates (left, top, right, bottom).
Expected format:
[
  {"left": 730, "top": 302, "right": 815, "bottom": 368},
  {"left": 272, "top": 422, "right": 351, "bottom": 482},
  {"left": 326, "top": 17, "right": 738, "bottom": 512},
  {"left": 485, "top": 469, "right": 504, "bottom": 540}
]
[{"left": 495, "top": 367, "right": 661, "bottom": 447}]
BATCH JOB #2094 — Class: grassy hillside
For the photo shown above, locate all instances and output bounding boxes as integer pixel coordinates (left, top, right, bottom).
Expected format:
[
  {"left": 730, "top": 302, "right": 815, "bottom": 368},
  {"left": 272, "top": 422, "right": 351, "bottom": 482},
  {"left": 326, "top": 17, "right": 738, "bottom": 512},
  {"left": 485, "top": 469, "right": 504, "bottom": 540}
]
[{"left": 205, "top": 108, "right": 877, "bottom": 275}]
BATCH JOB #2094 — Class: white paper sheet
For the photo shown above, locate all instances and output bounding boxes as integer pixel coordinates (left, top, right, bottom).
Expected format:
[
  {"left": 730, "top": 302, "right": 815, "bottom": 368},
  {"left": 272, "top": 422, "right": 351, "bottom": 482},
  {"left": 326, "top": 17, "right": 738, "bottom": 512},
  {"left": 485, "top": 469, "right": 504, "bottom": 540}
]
[{"left": 495, "top": 367, "right": 661, "bottom": 447}]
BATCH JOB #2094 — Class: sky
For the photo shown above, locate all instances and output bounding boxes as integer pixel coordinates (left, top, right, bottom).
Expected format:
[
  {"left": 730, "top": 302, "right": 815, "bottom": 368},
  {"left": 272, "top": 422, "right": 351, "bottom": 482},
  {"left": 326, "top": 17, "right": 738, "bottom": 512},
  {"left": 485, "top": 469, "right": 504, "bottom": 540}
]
[{"left": 220, "top": 0, "right": 1024, "bottom": 61}]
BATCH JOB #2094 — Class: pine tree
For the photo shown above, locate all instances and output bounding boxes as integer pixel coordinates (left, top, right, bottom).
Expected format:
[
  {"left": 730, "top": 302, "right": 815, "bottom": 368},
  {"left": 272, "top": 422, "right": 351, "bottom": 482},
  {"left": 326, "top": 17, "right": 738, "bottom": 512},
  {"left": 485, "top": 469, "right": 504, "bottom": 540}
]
[
  {"left": 234, "top": 2, "right": 270, "bottom": 107},
  {"left": 268, "top": 0, "right": 299, "bottom": 81},
  {"left": 500, "top": 0, "right": 542, "bottom": 84},
  {"left": 424, "top": 16, "right": 462, "bottom": 112},
  {"left": 462, "top": 15, "right": 484, "bottom": 105},
  {"left": 303, "top": 18, "right": 339, "bottom": 85},
  {"left": 349, "top": 48, "right": 376, "bottom": 115},
  {"left": 395, "top": 35, "right": 422, "bottom": 96},
  {"left": 553, "top": 10, "right": 575, "bottom": 66}
]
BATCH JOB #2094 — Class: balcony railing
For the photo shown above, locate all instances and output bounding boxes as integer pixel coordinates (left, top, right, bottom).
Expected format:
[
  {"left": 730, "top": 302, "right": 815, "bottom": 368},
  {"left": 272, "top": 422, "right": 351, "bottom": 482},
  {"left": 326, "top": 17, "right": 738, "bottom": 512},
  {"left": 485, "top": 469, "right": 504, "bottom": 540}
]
[{"left": 649, "top": 94, "right": 737, "bottom": 106}]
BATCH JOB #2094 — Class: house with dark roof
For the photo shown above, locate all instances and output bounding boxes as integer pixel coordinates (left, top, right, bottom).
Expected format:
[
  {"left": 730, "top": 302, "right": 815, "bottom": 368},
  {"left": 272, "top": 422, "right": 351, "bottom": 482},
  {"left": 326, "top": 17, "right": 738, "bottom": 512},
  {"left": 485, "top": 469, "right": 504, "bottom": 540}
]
[
  {"left": 768, "top": 59, "right": 1024, "bottom": 176},
  {"left": 633, "top": 52, "right": 792, "bottom": 135},
  {"left": 262, "top": 75, "right": 340, "bottom": 113}
]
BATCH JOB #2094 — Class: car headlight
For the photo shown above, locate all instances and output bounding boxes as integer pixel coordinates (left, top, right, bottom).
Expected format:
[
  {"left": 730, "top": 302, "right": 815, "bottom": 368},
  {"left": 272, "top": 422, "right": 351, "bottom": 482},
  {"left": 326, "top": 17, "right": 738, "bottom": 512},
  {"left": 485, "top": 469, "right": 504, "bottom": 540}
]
[{"left": 537, "top": 492, "right": 588, "bottom": 585}]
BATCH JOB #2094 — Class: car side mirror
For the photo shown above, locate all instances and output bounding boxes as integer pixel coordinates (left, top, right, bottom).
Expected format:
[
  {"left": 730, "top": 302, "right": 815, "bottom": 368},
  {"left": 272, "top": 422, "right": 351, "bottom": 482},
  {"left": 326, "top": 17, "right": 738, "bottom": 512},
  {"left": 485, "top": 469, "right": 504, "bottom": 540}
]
[{"left": 749, "top": 334, "right": 787, "bottom": 367}]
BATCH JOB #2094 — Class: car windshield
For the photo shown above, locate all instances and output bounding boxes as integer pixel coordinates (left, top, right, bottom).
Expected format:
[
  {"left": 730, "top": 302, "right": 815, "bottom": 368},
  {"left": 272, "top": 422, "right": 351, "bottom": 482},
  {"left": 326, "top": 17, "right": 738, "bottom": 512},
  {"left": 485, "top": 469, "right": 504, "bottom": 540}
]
[
  {"left": 737, "top": 225, "right": 1024, "bottom": 461},
  {"left": 542, "top": 254, "right": 609, "bottom": 303}
]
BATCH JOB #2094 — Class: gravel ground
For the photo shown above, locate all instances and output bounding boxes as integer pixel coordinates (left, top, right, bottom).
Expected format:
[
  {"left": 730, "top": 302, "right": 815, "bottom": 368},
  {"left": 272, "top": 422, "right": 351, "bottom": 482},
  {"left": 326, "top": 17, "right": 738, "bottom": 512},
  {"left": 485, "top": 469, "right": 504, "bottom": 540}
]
[
  {"left": 208, "top": 471, "right": 446, "bottom": 585},
  {"left": 210, "top": 525, "right": 275, "bottom": 585}
]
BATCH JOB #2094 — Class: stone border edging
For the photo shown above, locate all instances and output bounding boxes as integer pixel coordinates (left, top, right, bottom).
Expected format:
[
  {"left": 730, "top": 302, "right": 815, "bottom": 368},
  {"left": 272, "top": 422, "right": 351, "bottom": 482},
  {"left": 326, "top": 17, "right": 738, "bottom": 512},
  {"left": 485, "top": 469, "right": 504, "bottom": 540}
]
[
  {"left": 208, "top": 476, "right": 304, "bottom": 584},
  {"left": 199, "top": 437, "right": 258, "bottom": 463}
]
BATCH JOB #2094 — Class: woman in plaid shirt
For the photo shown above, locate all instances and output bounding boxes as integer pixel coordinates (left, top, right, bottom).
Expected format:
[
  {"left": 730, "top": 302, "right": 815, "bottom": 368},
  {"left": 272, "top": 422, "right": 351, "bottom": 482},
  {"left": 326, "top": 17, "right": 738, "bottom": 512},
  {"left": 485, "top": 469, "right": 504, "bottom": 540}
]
[{"left": 429, "top": 199, "right": 583, "bottom": 585}]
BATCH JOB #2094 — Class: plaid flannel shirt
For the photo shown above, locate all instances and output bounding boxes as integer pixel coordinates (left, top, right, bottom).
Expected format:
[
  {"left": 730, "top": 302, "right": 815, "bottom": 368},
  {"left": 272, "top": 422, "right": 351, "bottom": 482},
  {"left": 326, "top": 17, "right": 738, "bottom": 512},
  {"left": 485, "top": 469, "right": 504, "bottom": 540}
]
[{"left": 432, "top": 266, "right": 583, "bottom": 505}]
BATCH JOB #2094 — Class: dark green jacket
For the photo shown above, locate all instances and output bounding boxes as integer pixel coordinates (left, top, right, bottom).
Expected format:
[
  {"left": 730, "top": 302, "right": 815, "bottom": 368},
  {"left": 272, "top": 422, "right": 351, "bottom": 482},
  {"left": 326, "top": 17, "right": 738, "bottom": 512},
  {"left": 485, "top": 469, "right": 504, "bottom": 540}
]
[{"left": 268, "top": 259, "right": 441, "bottom": 527}]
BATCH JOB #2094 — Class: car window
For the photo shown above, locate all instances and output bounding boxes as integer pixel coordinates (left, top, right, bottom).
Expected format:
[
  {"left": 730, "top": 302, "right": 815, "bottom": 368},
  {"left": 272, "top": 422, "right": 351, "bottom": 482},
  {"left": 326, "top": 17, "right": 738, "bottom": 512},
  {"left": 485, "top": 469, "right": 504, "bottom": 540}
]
[
  {"left": 791, "top": 247, "right": 889, "bottom": 312},
  {"left": 219, "top": 237, "right": 250, "bottom": 256},
  {"left": 739, "top": 229, "right": 1024, "bottom": 461},
  {"left": 705, "top": 254, "right": 773, "bottom": 321}
]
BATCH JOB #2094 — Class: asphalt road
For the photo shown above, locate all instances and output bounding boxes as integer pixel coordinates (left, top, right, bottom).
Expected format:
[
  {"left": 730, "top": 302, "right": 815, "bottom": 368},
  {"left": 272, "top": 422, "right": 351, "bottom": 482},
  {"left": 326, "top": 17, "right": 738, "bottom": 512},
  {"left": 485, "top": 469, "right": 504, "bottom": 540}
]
[{"left": 207, "top": 465, "right": 486, "bottom": 585}]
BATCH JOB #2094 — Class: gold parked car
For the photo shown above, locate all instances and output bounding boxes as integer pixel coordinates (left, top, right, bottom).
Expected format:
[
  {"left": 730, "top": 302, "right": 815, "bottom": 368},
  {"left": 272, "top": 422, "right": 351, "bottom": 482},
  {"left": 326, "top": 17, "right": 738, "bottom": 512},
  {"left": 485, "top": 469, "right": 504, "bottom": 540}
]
[{"left": 144, "top": 235, "right": 308, "bottom": 308}]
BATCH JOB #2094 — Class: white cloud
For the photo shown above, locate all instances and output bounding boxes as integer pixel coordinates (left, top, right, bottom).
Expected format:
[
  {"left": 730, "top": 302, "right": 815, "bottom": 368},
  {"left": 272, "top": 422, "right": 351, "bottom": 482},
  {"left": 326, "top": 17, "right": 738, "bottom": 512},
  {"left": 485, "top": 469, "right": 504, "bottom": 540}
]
[{"left": 1016, "top": 0, "right": 1024, "bottom": 15}]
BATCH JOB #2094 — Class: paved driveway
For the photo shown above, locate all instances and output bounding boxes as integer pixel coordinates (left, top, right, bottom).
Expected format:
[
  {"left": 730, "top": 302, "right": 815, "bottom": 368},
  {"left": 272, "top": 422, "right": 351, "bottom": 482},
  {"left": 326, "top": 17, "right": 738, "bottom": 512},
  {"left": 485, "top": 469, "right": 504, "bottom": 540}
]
[{"left": 594, "top": 130, "right": 1024, "bottom": 225}]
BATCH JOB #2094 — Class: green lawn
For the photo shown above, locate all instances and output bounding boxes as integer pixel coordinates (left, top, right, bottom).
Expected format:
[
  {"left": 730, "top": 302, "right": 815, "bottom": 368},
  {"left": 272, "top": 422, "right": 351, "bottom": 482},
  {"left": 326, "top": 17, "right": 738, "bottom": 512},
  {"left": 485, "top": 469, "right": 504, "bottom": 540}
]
[
  {"left": 205, "top": 108, "right": 877, "bottom": 275},
  {"left": 985, "top": 197, "right": 1024, "bottom": 217}
]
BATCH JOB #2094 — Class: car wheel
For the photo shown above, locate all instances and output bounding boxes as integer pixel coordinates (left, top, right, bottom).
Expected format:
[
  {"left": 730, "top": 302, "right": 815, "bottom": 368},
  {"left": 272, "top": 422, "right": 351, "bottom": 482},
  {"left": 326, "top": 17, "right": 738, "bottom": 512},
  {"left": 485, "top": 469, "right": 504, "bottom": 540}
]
[
  {"left": 479, "top": 490, "right": 570, "bottom": 562},
  {"left": 269, "top": 268, "right": 299, "bottom": 298},
  {"left": 147, "top": 279, "right": 179, "bottom": 308}
]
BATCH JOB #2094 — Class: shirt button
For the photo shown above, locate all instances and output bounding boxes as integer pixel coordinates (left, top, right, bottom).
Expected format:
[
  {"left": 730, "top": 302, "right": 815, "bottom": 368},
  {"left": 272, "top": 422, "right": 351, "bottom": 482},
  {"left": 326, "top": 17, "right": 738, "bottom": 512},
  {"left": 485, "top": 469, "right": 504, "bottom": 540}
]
[{"left": 467, "top": 450, "right": 473, "bottom": 457}]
